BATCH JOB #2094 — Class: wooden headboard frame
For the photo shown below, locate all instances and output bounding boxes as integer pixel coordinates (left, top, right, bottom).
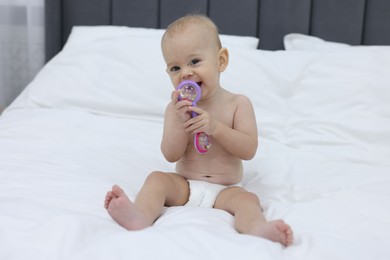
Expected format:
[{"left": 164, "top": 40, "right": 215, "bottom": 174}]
[{"left": 45, "top": 0, "right": 390, "bottom": 62}]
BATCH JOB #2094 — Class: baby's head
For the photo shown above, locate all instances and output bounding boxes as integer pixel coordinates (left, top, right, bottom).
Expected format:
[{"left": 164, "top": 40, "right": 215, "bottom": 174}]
[
  {"left": 161, "top": 15, "right": 229, "bottom": 90},
  {"left": 161, "top": 14, "right": 222, "bottom": 53}
]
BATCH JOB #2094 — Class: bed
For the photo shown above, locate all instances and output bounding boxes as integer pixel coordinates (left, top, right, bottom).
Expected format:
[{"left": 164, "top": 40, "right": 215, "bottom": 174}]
[{"left": 1, "top": 0, "right": 390, "bottom": 259}]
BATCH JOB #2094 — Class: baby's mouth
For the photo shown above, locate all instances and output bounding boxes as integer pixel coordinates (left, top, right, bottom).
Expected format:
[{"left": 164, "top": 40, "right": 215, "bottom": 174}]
[{"left": 197, "top": 82, "right": 202, "bottom": 87}]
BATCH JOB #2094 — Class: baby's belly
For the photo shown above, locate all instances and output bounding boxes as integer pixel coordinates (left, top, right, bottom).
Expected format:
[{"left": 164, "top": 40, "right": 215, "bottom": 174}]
[{"left": 176, "top": 156, "right": 243, "bottom": 185}]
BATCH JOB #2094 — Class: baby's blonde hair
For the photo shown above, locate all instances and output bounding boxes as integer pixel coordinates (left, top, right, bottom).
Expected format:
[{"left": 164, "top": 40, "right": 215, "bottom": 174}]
[{"left": 161, "top": 14, "right": 222, "bottom": 50}]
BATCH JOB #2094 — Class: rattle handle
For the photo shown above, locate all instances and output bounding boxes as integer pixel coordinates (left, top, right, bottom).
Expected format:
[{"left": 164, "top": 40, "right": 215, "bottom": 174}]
[{"left": 191, "top": 102, "right": 198, "bottom": 118}]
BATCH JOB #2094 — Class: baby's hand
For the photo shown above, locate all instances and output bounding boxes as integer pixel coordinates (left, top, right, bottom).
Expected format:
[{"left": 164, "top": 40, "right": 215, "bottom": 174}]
[
  {"left": 171, "top": 90, "right": 192, "bottom": 123},
  {"left": 184, "top": 106, "right": 217, "bottom": 135}
]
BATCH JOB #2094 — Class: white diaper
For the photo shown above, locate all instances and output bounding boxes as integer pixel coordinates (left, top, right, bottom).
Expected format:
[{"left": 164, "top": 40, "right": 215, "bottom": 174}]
[{"left": 185, "top": 180, "right": 242, "bottom": 208}]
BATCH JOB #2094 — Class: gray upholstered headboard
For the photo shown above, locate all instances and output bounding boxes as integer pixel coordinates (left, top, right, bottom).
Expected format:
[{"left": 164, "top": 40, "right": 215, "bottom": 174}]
[{"left": 45, "top": 0, "right": 390, "bottom": 62}]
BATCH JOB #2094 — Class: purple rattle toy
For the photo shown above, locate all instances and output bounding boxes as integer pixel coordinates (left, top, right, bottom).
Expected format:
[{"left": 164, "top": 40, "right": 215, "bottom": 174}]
[{"left": 176, "top": 80, "right": 212, "bottom": 154}]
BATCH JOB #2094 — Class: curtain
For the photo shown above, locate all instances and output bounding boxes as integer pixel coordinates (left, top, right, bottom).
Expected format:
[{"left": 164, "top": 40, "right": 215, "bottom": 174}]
[{"left": 0, "top": 0, "right": 45, "bottom": 110}]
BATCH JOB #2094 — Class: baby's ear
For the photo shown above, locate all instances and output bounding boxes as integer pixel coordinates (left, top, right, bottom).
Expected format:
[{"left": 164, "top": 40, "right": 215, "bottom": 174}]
[{"left": 218, "top": 48, "right": 229, "bottom": 72}]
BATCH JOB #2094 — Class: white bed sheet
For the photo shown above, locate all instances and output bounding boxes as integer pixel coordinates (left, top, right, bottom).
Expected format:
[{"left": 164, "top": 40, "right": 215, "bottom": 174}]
[
  {"left": 0, "top": 109, "right": 283, "bottom": 260},
  {"left": 1, "top": 109, "right": 389, "bottom": 260},
  {"left": 1, "top": 27, "right": 390, "bottom": 259}
]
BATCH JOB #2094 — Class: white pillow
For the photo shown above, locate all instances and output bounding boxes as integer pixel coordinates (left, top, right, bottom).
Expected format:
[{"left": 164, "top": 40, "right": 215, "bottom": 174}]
[
  {"left": 65, "top": 26, "right": 259, "bottom": 50},
  {"left": 284, "top": 33, "right": 351, "bottom": 50},
  {"left": 9, "top": 26, "right": 259, "bottom": 117},
  {"left": 22, "top": 33, "right": 170, "bottom": 117},
  {"left": 63, "top": 26, "right": 165, "bottom": 49},
  {"left": 222, "top": 47, "right": 390, "bottom": 169}
]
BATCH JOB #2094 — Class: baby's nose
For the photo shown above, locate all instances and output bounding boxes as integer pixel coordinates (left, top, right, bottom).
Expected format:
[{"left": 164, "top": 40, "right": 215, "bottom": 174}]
[{"left": 181, "top": 67, "right": 193, "bottom": 79}]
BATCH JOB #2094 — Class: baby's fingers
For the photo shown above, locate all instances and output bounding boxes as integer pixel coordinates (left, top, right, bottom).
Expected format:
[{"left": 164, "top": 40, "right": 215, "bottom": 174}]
[
  {"left": 188, "top": 106, "right": 203, "bottom": 116},
  {"left": 184, "top": 116, "right": 205, "bottom": 133},
  {"left": 171, "top": 90, "right": 180, "bottom": 104}
]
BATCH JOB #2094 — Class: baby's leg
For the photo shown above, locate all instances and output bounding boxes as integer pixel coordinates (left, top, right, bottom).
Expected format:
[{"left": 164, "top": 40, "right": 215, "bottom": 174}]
[
  {"left": 214, "top": 187, "right": 293, "bottom": 246},
  {"left": 104, "top": 172, "right": 189, "bottom": 230}
]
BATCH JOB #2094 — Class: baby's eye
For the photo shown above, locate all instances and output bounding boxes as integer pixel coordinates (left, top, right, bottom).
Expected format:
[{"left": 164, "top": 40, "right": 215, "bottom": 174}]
[
  {"left": 170, "top": 66, "right": 180, "bottom": 72},
  {"left": 189, "top": 59, "right": 200, "bottom": 66}
]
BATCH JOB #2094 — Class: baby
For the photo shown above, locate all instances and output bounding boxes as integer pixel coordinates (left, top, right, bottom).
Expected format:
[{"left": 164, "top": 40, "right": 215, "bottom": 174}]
[{"left": 105, "top": 14, "right": 293, "bottom": 246}]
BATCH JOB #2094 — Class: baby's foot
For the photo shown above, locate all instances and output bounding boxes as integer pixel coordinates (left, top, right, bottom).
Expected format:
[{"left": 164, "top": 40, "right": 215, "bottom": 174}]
[
  {"left": 104, "top": 185, "right": 149, "bottom": 230},
  {"left": 249, "top": 220, "right": 293, "bottom": 246}
]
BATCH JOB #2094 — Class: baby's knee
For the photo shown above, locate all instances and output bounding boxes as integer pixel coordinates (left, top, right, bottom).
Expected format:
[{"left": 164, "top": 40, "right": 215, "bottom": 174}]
[
  {"left": 234, "top": 190, "right": 260, "bottom": 205},
  {"left": 145, "top": 171, "right": 171, "bottom": 185}
]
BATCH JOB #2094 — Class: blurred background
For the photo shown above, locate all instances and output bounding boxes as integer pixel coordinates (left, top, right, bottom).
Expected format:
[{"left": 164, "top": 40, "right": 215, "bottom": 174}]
[{"left": 0, "top": 0, "right": 45, "bottom": 111}]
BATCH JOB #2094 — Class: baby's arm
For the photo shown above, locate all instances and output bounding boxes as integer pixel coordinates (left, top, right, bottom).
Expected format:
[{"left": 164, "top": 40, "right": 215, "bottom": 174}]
[
  {"left": 187, "top": 95, "right": 258, "bottom": 160},
  {"left": 214, "top": 95, "right": 258, "bottom": 160},
  {"left": 161, "top": 90, "right": 192, "bottom": 162}
]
